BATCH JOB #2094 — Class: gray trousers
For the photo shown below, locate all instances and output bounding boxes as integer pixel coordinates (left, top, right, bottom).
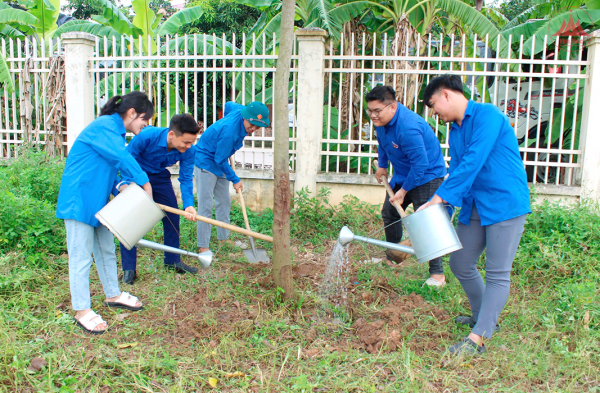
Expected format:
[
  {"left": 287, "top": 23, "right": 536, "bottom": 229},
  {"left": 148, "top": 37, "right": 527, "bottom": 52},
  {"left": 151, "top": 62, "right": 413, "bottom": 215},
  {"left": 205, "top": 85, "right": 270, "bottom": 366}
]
[
  {"left": 449, "top": 204, "right": 527, "bottom": 339},
  {"left": 194, "top": 166, "right": 231, "bottom": 248}
]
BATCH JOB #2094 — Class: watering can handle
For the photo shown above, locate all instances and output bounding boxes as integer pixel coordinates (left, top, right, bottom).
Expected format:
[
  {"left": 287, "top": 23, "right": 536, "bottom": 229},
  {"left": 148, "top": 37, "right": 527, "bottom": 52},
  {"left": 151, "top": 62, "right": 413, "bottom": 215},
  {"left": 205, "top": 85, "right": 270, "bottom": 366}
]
[{"left": 373, "top": 159, "right": 408, "bottom": 219}]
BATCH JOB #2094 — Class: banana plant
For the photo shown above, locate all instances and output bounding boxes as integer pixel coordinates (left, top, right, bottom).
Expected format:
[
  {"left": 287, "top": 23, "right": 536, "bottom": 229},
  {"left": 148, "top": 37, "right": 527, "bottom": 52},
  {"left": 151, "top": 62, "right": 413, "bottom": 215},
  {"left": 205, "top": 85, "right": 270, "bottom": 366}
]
[
  {"left": 0, "top": 2, "right": 39, "bottom": 39},
  {"left": 20, "top": 0, "right": 60, "bottom": 39}
]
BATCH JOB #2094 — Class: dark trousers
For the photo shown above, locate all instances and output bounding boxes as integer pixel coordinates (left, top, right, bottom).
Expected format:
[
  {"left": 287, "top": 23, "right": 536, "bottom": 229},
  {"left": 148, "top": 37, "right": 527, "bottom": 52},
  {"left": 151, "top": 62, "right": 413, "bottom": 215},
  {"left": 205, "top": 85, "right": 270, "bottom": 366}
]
[
  {"left": 381, "top": 177, "right": 444, "bottom": 275},
  {"left": 120, "top": 169, "right": 180, "bottom": 270}
]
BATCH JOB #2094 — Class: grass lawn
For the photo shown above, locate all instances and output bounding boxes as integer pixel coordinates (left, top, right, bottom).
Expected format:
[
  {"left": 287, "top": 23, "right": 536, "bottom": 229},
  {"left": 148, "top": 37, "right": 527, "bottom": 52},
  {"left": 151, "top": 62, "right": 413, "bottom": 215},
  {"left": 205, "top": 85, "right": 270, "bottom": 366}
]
[{"left": 1, "top": 197, "right": 599, "bottom": 392}]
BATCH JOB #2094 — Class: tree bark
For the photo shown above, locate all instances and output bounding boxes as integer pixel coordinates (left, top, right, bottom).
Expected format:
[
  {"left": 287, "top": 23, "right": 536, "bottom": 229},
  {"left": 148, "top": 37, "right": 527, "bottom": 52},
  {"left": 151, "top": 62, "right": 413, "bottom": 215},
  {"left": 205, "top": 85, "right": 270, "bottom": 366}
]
[{"left": 272, "top": 0, "right": 295, "bottom": 300}]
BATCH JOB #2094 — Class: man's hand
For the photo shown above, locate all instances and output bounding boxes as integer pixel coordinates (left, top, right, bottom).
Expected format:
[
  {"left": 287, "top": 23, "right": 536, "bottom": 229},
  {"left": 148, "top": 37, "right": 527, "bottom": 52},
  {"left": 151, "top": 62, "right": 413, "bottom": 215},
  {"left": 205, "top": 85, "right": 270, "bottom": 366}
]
[
  {"left": 417, "top": 194, "right": 445, "bottom": 212},
  {"left": 119, "top": 183, "right": 129, "bottom": 192},
  {"left": 184, "top": 206, "right": 197, "bottom": 222},
  {"left": 233, "top": 181, "right": 243, "bottom": 192},
  {"left": 375, "top": 167, "right": 388, "bottom": 184},
  {"left": 142, "top": 182, "right": 153, "bottom": 199},
  {"left": 389, "top": 188, "right": 407, "bottom": 205}
]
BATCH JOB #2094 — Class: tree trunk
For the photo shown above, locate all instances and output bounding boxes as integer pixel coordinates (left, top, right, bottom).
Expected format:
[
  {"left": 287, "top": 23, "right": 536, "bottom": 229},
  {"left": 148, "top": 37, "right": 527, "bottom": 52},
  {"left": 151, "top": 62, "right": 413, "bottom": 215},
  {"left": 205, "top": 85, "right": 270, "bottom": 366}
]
[{"left": 272, "top": 0, "right": 295, "bottom": 300}]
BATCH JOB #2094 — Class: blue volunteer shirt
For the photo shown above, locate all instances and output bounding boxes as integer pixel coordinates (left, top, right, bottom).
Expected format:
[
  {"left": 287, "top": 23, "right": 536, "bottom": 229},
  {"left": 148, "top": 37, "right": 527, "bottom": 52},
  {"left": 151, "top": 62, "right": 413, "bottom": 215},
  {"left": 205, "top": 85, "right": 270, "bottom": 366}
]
[
  {"left": 123, "top": 126, "right": 196, "bottom": 209},
  {"left": 56, "top": 113, "right": 149, "bottom": 227},
  {"left": 376, "top": 104, "right": 447, "bottom": 191},
  {"left": 436, "top": 100, "right": 531, "bottom": 226},
  {"left": 194, "top": 101, "right": 247, "bottom": 184}
]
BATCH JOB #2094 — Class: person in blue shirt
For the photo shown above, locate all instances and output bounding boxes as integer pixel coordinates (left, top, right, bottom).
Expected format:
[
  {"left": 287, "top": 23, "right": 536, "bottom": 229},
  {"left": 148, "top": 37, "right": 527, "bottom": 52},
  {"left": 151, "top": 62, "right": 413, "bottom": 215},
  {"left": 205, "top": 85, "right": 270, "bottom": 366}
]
[
  {"left": 419, "top": 75, "right": 531, "bottom": 356},
  {"left": 367, "top": 86, "right": 447, "bottom": 287},
  {"left": 119, "top": 114, "right": 201, "bottom": 284},
  {"left": 194, "top": 101, "right": 270, "bottom": 253},
  {"left": 56, "top": 91, "right": 154, "bottom": 335}
]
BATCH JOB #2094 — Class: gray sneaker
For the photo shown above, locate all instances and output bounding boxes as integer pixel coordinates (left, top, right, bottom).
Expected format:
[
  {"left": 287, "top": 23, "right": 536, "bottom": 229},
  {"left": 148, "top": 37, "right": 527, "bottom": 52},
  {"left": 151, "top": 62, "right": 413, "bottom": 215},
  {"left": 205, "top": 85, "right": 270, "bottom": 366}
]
[
  {"left": 455, "top": 316, "right": 500, "bottom": 332},
  {"left": 448, "top": 337, "right": 486, "bottom": 356}
]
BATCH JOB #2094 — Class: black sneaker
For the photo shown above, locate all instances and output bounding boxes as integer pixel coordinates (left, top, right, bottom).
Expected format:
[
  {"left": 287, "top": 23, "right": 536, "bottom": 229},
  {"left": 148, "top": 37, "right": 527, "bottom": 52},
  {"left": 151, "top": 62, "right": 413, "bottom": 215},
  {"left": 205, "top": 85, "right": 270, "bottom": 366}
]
[
  {"left": 448, "top": 337, "right": 486, "bottom": 356},
  {"left": 455, "top": 316, "right": 500, "bottom": 332},
  {"left": 122, "top": 270, "right": 136, "bottom": 285},
  {"left": 165, "top": 261, "right": 198, "bottom": 274}
]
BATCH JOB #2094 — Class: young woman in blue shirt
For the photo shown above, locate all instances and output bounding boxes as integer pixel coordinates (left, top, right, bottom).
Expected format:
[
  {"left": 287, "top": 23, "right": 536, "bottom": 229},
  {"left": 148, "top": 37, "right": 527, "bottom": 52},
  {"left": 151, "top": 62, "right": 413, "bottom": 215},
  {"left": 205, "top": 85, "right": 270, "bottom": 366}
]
[
  {"left": 56, "top": 91, "right": 154, "bottom": 334},
  {"left": 420, "top": 75, "right": 531, "bottom": 355}
]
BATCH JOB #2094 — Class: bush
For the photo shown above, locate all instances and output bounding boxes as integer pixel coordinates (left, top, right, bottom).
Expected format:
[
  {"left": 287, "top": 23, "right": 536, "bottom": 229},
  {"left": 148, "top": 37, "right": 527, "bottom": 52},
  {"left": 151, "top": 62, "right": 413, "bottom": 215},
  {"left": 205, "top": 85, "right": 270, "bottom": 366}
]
[
  {"left": 290, "top": 187, "right": 380, "bottom": 244},
  {"left": 0, "top": 148, "right": 65, "bottom": 255}
]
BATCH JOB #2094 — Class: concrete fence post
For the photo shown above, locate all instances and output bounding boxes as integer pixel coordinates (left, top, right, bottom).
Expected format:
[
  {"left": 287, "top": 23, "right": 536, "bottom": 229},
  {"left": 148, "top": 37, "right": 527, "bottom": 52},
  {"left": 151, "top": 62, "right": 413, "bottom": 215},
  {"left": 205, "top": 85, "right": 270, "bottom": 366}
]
[
  {"left": 62, "top": 32, "right": 96, "bottom": 153},
  {"left": 579, "top": 31, "right": 600, "bottom": 201},
  {"left": 294, "top": 28, "right": 328, "bottom": 195}
]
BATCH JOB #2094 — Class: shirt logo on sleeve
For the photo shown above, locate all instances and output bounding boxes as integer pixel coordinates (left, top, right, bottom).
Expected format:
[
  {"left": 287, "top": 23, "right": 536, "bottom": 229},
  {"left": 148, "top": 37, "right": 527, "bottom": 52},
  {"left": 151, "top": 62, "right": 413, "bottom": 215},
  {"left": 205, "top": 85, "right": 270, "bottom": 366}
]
[{"left": 392, "top": 141, "right": 399, "bottom": 149}]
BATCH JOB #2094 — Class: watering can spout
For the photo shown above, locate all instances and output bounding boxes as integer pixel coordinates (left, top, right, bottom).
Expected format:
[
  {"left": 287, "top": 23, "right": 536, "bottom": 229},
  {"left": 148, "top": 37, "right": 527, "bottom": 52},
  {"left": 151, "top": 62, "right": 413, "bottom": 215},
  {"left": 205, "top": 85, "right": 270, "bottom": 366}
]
[
  {"left": 136, "top": 239, "right": 213, "bottom": 269},
  {"left": 337, "top": 226, "right": 415, "bottom": 255},
  {"left": 338, "top": 226, "right": 355, "bottom": 246}
]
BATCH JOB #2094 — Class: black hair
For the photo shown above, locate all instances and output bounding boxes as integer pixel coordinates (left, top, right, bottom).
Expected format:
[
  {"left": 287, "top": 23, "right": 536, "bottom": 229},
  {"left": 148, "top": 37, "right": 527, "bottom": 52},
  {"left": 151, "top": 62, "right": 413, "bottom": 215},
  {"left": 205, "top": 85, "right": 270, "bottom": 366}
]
[
  {"left": 365, "top": 85, "right": 397, "bottom": 103},
  {"left": 100, "top": 91, "right": 155, "bottom": 120},
  {"left": 169, "top": 114, "right": 200, "bottom": 136},
  {"left": 423, "top": 75, "right": 464, "bottom": 107}
]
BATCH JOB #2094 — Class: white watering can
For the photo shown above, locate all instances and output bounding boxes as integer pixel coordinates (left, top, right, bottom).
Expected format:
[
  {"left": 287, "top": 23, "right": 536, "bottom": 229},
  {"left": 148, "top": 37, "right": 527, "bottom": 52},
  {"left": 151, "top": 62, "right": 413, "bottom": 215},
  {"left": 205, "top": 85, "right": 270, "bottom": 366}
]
[
  {"left": 338, "top": 165, "right": 463, "bottom": 263},
  {"left": 95, "top": 183, "right": 272, "bottom": 268}
]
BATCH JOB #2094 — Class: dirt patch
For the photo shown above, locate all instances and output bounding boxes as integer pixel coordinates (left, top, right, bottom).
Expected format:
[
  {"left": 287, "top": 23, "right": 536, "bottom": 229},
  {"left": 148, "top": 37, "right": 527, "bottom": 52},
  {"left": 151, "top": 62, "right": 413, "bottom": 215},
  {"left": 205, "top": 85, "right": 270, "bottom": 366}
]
[{"left": 350, "top": 292, "right": 451, "bottom": 353}]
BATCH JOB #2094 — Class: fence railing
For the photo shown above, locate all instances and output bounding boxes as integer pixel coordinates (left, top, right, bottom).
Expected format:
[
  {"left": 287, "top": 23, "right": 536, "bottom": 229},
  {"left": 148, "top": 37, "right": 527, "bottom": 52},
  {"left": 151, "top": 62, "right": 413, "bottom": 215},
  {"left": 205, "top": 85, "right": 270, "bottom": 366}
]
[
  {"left": 322, "top": 32, "right": 588, "bottom": 187},
  {"left": 0, "top": 30, "right": 593, "bottom": 191},
  {"left": 0, "top": 37, "right": 66, "bottom": 158}
]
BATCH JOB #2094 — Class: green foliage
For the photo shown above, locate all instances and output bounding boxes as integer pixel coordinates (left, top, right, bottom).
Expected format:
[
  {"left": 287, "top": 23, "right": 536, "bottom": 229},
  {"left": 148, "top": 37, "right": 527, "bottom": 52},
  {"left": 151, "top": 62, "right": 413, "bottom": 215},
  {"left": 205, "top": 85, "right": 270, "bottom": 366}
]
[
  {"left": 18, "top": 0, "right": 60, "bottom": 39},
  {"left": 61, "top": 0, "right": 119, "bottom": 21},
  {"left": 290, "top": 187, "right": 379, "bottom": 244},
  {"left": 180, "top": 0, "right": 261, "bottom": 38},
  {"left": 515, "top": 199, "right": 600, "bottom": 280},
  {"left": 0, "top": 149, "right": 65, "bottom": 255}
]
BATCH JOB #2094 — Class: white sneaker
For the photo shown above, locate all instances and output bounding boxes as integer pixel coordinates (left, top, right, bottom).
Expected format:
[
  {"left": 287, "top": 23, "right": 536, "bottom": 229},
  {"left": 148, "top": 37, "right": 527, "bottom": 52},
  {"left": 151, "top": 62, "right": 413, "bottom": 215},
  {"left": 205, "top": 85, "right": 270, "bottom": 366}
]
[{"left": 423, "top": 277, "right": 446, "bottom": 287}]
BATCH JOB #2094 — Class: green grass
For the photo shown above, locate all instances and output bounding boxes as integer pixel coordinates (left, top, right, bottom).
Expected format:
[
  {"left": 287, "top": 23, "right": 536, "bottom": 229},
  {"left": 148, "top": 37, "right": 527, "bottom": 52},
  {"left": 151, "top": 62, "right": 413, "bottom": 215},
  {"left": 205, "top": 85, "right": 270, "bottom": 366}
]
[{"left": 0, "top": 151, "right": 598, "bottom": 392}]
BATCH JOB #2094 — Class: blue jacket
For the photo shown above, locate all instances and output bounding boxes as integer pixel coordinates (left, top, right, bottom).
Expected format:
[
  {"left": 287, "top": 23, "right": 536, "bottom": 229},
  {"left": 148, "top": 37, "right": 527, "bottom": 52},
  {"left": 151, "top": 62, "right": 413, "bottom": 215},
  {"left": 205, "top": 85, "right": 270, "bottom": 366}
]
[
  {"left": 56, "top": 113, "right": 149, "bottom": 227},
  {"left": 194, "top": 102, "right": 246, "bottom": 183},
  {"left": 123, "top": 126, "right": 196, "bottom": 209},
  {"left": 376, "top": 104, "right": 447, "bottom": 191},
  {"left": 436, "top": 100, "right": 531, "bottom": 226}
]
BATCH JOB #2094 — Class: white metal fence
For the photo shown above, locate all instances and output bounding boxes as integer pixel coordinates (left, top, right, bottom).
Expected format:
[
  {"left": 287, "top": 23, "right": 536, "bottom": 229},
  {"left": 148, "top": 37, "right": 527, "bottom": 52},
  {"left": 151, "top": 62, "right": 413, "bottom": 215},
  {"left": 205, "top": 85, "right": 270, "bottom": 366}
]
[
  {"left": 0, "top": 37, "right": 66, "bottom": 158},
  {"left": 89, "top": 33, "right": 298, "bottom": 170},
  {"left": 322, "top": 33, "right": 588, "bottom": 186},
  {"left": 0, "top": 32, "right": 589, "bottom": 187}
]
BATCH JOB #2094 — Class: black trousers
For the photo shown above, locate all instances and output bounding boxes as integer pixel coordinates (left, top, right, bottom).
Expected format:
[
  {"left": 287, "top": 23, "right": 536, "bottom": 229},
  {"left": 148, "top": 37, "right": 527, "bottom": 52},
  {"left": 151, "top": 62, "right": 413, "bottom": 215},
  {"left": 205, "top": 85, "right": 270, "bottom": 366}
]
[{"left": 381, "top": 177, "right": 445, "bottom": 275}]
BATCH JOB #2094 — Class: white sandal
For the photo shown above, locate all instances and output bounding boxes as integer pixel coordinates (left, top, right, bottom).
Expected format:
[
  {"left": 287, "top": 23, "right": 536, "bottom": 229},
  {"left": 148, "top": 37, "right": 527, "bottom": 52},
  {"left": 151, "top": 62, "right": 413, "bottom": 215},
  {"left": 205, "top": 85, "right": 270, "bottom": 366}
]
[
  {"left": 74, "top": 310, "right": 107, "bottom": 334},
  {"left": 104, "top": 291, "right": 143, "bottom": 311}
]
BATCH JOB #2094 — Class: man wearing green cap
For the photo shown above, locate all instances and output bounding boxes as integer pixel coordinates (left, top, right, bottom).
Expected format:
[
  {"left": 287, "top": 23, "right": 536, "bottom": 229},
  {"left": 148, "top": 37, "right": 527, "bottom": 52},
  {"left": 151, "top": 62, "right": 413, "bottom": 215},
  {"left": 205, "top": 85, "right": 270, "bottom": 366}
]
[{"left": 194, "top": 101, "right": 270, "bottom": 253}]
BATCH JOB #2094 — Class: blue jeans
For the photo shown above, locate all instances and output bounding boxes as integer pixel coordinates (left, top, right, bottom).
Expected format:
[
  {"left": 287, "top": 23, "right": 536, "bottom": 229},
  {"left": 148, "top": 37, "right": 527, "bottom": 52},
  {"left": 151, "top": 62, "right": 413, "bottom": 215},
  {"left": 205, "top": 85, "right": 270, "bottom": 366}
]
[
  {"left": 120, "top": 169, "right": 181, "bottom": 270},
  {"left": 194, "top": 166, "right": 231, "bottom": 248},
  {"left": 65, "top": 219, "right": 121, "bottom": 311}
]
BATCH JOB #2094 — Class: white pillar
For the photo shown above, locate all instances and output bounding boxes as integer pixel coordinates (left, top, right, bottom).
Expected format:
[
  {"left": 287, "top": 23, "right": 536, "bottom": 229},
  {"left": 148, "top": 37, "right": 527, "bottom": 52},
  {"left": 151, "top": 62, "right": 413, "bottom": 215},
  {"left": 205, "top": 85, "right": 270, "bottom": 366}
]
[
  {"left": 294, "top": 28, "right": 327, "bottom": 195},
  {"left": 579, "top": 31, "right": 600, "bottom": 200},
  {"left": 62, "top": 32, "right": 96, "bottom": 153}
]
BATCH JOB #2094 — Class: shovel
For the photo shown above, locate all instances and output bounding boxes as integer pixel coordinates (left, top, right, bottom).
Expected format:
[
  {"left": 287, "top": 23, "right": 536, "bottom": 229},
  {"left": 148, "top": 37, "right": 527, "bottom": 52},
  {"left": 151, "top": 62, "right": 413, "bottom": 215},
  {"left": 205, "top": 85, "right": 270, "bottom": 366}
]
[{"left": 230, "top": 158, "right": 270, "bottom": 264}]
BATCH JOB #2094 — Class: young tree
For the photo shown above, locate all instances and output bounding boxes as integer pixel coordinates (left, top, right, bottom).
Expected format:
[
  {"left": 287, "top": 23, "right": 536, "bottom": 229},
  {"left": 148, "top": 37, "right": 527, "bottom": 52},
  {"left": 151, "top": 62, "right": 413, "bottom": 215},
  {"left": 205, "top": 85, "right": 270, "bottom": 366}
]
[
  {"left": 61, "top": 0, "right": 116, "bottom": 20},
  {"left": 272, "top": 0, "right": 294, "bottom": 300}
]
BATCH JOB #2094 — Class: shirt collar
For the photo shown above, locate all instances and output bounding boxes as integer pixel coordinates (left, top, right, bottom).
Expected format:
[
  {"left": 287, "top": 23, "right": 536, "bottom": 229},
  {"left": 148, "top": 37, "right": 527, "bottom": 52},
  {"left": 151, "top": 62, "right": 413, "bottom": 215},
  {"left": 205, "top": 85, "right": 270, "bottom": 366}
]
[
  {"left": 452, "top": 100, "right": 475, "bottom": 131},
  {"left": 159, "top": 128, "right": 169, "bottom": 148},
  {"left": 111, "top": 112, "right": 126, "bottom": 136},
  {"left": 387, "top": 103, "right": 402, "bottom": 127}
]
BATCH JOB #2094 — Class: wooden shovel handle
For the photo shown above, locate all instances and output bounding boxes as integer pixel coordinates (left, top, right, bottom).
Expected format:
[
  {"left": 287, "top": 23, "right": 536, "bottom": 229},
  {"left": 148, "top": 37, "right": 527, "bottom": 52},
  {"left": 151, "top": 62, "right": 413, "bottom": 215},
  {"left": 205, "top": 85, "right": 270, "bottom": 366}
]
[
  {"left": 373, "top": 159, "right": 407, "bottom": 219},
  {"left": 156, "top": 204, "right": 273, "bottom": 243},
  {"left": 230, "top": 157, "right": 253, "bottom": 234}
]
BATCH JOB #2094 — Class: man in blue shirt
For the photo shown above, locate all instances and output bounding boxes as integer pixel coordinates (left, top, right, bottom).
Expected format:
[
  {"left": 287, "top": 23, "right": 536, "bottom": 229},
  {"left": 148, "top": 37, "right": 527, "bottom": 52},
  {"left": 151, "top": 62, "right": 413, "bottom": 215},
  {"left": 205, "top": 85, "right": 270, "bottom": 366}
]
[
  {"left": 120, "top": 114, "right": 200, "bottom": 284},
  {"left": 419, "top": 75, "right": 530, "bottom": 356},
  {"left": 367, "top": 86, "right": 447, "bottom": 287},
  {"left": 195, "top": 101, "right": 270, "bottom": 253}
]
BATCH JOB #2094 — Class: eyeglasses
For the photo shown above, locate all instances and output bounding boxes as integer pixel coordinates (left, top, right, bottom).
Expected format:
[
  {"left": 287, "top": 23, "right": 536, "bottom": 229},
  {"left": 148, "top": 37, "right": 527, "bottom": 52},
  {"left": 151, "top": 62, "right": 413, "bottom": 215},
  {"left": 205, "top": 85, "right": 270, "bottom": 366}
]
[
  {"left": 367, "top": 102, "right": 393, "bottom": 116},
  {"left": 248, "top": 118, "right": 269, "bottom": 127}
]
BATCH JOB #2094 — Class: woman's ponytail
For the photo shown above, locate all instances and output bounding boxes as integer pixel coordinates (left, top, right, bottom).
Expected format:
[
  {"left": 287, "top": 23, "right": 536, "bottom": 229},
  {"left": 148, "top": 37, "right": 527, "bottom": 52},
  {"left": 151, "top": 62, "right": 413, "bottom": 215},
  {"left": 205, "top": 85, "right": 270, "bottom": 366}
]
[
  {"left": 100, "top": 91, "right": 154, "bottom": 120},
  {"left": 99, "top": 95, "right": 122, "bottom": 116}
]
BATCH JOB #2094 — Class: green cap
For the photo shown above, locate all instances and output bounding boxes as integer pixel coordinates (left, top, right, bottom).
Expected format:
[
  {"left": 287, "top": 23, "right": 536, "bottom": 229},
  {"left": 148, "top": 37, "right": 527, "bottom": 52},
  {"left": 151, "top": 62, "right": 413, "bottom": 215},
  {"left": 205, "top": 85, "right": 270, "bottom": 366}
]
[{"left": 241, "top": 101, "right": 270, "bottom": 127}]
